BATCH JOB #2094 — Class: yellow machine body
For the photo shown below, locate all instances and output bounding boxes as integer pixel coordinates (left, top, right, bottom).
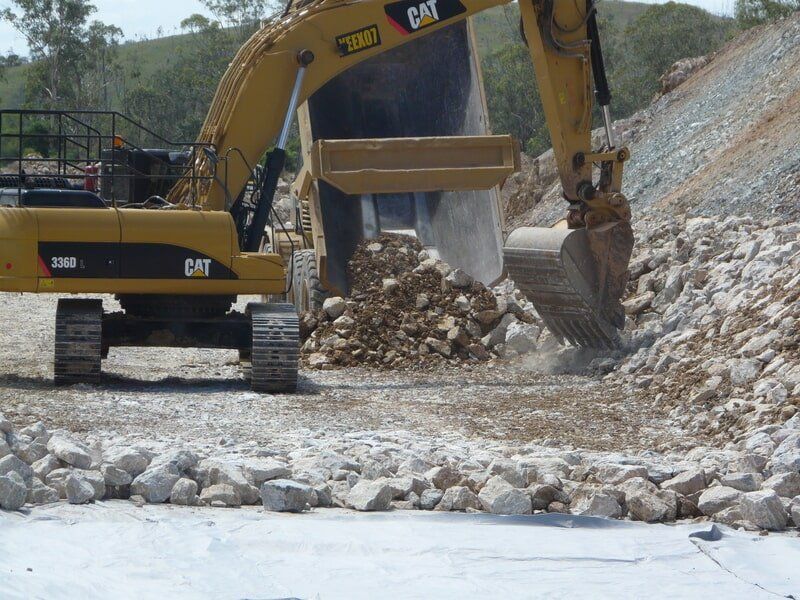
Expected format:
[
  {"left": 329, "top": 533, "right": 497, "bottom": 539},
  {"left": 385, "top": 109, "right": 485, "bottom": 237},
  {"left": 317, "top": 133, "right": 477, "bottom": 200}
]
[{"left": 0, "top": 207, "right": 285, "bottom": 295}]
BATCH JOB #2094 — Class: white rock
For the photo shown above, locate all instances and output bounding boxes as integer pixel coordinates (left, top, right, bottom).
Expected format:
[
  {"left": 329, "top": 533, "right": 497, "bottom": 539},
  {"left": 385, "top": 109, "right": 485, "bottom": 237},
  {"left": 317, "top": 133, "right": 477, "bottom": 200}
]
[
  {"left": 478, "top": 476, "right": 532, "bottom": 515},
  {"left": 595, "top": 464, "right": 648, "bottom": 485},
  {"left": 241, "top": 457, "right": 291, "bottom": 488},
  {"left": 31, "top": 454, "right": 60, "bottom": 481},
  {"left": 105, "top": 447, "right": 150, "bottom": 477},
  {"left": 46, "top": 436, "right": 93, "bottom": 469},
  {"left": 101, "top": 464, "right": 133, "bottom": 487},
  {"left": 170, "top": 478, "right": 198, "bottom": 506},
  {"left": 661, "top": 469, "right": 706, "bottom": 496},
  {"left": 261, "top": 479, "right": 314, "bottom": 512},
  {"left": 65, "top": 475, "right": 95, "bottom": 505},
  {"left": 740, "top": 490, "right": 788, "bottom": 531},
  {"left": 323, "top": 297, "right": 347, "bottom": 319},
  {"left": 348, "top": 481, "right": 393, "bottom": 511},
  {"left": 0, "top": 454, "right": 33, "bottom": 485},
  {"left": 570, "top": 489, "right": 623, "bottom": 518},
  {"left": 200, "top": 460, "right": 260, "bottom": 505},
  {"left": 130, "top": 463, "right": 181, "bottom": 503},
  {"left": 426, "top": 465, "right": 462, "bottom": 490},
  {"left": 720, "top": 472, "right": 762, "bottom": 492},
  {"left": 200, "top": 484, "right": 241, "bottom": 508},
  {"left": 627, "top": 490, "right": 676, "bottom": 522},
  {"left": 728, "top": 359, "right": 761, "bottom": 386},
  {"left": 419, "top": 488, "right": 443, "bottom": 510},
  {"left": 0, "top": 471, "right": 26, "bottom": 511},
  {"left": 445, "top": 269, "right": 473, "bottom": 289},
  {"left": 761, "top": 472, "right": 800, "bottom": 498},
  {"left": 697, "top": 486, "right": 742, "bottom": 516},
  {"left": 435, "top": 486, "right": 480, "bottom": 512},
  {"left": 770, "top": 433, "right": 800, "bottom": 474},
  {"left": 27, "top": 479, "right": 59, "bottom": 505},
  {"left": 504, "top": 322, "right": 540, "bottom": 355}
]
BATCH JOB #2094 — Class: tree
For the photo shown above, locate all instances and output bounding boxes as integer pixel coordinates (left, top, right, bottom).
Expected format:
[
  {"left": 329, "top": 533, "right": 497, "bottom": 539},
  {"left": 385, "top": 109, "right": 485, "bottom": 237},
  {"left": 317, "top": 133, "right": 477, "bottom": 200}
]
[
  {"left": 2, "top": 0, "right": 96, "bottom": 106},
  {"left": 735, "top": 0, "right": 799, "bottom": 27},
  {"left": 482, "top": 44, "right": 548, "bottom": 156},
  {"left": 200, "top": 0, "right": 277, "bottom": 41},
  {"left": 609, "top": 2, "right": 733, "bottom": 116}
]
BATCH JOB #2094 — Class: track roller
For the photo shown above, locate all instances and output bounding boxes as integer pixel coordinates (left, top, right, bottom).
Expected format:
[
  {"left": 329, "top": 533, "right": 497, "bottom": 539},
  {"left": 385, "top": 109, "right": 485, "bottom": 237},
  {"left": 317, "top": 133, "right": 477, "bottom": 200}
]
[
  {"left": 247, "top": 303, "right": 300, "bottom": 393},
  {"left": 54, "top": 299, "right": 103, "bottom": 385}
]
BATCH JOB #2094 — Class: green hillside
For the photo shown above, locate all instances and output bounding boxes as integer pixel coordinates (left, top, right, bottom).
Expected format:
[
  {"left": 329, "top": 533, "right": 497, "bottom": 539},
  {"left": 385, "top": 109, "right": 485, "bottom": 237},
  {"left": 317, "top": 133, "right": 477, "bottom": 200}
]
[{"left": 0, "top": 1, "right": 652, "bottom": 109}]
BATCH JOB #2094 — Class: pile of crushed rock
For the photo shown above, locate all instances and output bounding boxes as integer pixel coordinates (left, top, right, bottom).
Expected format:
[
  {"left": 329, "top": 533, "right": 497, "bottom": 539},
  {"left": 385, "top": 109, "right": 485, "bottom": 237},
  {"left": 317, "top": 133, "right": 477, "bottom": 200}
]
[
  {"left": 301, "top": 234, "right": 541, "bottom": 369},
  {"left": 1, "top": 413, "right": 797, "bottom": 532}
]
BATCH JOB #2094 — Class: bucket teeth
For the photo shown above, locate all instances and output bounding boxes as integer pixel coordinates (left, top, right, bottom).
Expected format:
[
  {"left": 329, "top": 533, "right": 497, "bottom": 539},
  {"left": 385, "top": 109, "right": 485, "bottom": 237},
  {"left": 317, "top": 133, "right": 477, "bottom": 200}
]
[{"left": 504, "top": 225, "right": 633, "bottom": 350}]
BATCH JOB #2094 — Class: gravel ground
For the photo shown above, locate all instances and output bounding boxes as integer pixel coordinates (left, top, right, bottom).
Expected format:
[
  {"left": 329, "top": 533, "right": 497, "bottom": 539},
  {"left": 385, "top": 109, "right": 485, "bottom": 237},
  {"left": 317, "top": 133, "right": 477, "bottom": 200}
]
[{"left": 0, "top": 293, "right": 683, "bottom": 454}]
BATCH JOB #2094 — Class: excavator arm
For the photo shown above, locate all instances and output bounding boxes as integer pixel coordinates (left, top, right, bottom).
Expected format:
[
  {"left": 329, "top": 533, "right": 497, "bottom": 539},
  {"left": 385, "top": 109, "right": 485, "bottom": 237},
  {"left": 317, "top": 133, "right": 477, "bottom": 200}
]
[{"left": 172, "top": 0, "right": 634, "bottom": 348}]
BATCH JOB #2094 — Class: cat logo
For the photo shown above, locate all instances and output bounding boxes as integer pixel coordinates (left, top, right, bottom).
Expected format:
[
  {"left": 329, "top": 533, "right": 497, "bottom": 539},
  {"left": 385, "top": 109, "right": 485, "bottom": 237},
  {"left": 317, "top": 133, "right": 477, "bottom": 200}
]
[
  {"left": 185, "top": 258, "right": 212, "bottom": 278},
  {"left": 384, "top": 0, "right": 465, "bottom": 35},
  {"left": 336, "top": 25, "right": 382, "bottom": 56}
]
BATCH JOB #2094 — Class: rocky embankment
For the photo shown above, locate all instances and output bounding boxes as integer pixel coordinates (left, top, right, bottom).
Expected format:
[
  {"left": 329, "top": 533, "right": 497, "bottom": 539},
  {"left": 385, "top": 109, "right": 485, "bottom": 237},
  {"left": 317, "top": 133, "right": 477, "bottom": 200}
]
[{"left": 1, "top": 413, "right": 798, "bottom": 531}]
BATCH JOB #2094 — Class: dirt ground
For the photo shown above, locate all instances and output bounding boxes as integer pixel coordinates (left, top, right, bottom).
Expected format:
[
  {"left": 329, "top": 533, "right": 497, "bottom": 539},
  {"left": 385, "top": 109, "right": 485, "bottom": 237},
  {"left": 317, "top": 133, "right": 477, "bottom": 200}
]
[{"left": 0, "top": 293, "right": 684, "bottom": 453}]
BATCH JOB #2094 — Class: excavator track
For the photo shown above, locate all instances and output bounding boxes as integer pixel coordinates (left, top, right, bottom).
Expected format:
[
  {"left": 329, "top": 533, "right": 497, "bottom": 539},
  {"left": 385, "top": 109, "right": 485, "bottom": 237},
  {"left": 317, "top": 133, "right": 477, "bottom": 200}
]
[
  {"left": 54, "top": 299, "right": 103, "bottom": 385},
  {"left": 247, "top": 303, "right": 300, "bottom": 393},
  {"left": 504, "top": 226, "right": 628, "bottom": 350}
]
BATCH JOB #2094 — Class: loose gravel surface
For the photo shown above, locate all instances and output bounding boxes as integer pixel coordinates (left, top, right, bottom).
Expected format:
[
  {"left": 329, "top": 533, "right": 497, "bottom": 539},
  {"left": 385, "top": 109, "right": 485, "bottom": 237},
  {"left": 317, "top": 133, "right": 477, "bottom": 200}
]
[{"left": 0, "top": 293, "right": 681, "bottom": 454}]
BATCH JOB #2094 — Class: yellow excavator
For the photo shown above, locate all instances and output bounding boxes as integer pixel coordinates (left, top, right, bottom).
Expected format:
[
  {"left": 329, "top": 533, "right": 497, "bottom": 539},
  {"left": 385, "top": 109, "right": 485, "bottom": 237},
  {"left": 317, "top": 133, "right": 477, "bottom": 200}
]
[{"left": 0, "top": 0, "right": 633, "bottom": 391}]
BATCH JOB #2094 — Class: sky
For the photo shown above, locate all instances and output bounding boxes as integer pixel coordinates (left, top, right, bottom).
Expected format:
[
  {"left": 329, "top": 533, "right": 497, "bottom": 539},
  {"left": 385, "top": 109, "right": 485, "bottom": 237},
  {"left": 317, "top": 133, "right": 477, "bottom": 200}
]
[{"left": 0, "top": 0, "right": 736, "bottom": 56}]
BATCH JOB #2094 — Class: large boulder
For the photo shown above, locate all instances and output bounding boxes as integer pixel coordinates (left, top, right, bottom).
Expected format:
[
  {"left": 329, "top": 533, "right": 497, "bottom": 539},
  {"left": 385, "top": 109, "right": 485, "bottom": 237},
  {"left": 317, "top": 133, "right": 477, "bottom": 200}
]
[
  {"left": 661, "top": 469, "right": 706, "bottom": 496},
  {"left": 595, "top": 464, "right": 649, "bottom": 485},
  {"left": 199, "top": 460, "right": 260, "bottom": 505},
  {"left": 170, "top": 478, "right": 199, "bottom": 506},
  {"left": 761, "top": 472, "right": 800, "bottom": 498},
  {"left": 27, "top": 479, "right": 59, "bottom": 505},
  {"left": 104, "top": 447, "right": 150, "bottom": 478},
  {"left": 65, "top": 474, "right": 95, "bottom": 505},
  {"left": 740, "top": 490, "right": 788, "bottom": 531},
  {"left": 46, "top": 436, "right": 93, "bottom": 470},
  {"left": 478, "top": 476, "right": 532, "bottom": 515},
  {"left": 435, "top": 486, "right": 480, "bottom": 512},
  {"left": 130, "top": 463, "right": 181, "bottom": 503},
  {"left": 627, "top": 490, "right": 677, "bottom": 523},
  {"left": 570, "top": 489, "right": 623, "bottom": 518},
  {"left": 347, "top": 481, "right": 393, "bottom": 512},
  {"left": 0, "top": 454, "right": 33, "bottom": 485},
  {"left": 697, "top": 486, "right": 742, "bottom": 516},
  {"left": 0, "top": 471, "right": 27, "bottom": 511},
  {"left": 260, "top": 479, "right": 314, "bottom": 512},
  {"left": 200, "top": 484, "right": 241, "bottom": 508}
]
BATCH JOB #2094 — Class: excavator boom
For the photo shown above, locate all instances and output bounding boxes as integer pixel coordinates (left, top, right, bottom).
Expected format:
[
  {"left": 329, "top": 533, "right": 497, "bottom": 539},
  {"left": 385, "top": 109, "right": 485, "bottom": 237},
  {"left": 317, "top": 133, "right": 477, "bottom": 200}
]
[{"left": 173, "top": 0, "right": 634, "bottom": 348}]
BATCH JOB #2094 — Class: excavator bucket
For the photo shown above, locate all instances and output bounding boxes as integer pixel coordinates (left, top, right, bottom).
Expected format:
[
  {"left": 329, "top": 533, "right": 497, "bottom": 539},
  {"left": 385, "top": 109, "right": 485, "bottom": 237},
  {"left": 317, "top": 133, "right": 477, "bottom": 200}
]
[
  {"left": 299, "top": 20, "right": 506, "bottom": 295},
  {"left": 504, "top": 222, "right": 634, "bottom": 349}
]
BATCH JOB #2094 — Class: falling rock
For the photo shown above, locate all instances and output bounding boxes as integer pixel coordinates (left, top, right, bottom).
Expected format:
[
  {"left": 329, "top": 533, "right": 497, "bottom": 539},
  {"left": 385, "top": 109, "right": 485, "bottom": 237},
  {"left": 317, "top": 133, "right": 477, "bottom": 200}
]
[
  {"left": 419, "top": 488, "right": 444, "bottom": 510},
  {"left": 739, "top": 490, "right": 788, "bottom": 531},
  {"left": 661, "top": 469, "right": 707, "bottom": 496},
  {"left": 435, "top": 486, "right": 481, "bottom": 512},
  {"left": 761, "top": 472, "right": 800, "bottom": 498},
  {"left": 105, "top": 447, "right": 151, "bottom": 478},
  {"left": 0, "top": 472, "right": 27, "bottom": 511},
  {"left": 323, "top": 297, "right": 347, "bottom": 319},
  {"left": 131, "top": 463, "right": 181, "bottom": 504},
  {"left": 101, "top": 464, "right": 133, "bottom": 487},
  {"left": 570, "top": 489, "right": 623, "bottom": 518},
  {"left": 697, "top": 486, "right": 742, "bottom": 516},
  {"left": 200, "top": 484, "right": 241, "bottom": 508},
  {"left": 720, "top": 472, "right": 763, "bottom": 493},
  {"left": 170, "top": 478, "right": 199, "bottom": 506},
  {"left": 46, "top": 436, "right": 93, "bottom": 470},
  {"left": 66, "top": 475, "right": 95, "bottom": 505},
  {"left": 504, "top": 322, "right": 540, "bottom": 355},
  {"left": 627, "top": 489, "right": 676, "bottom": 522},
  {"left": 0, "top": 454, "right": 34, "bottom": 485},
  {"left": 347, "top": 481, "right": 393, "bottom": 512},
  {"left": 27, "top": 479, "right": 59, "bottom": 505},
  {"left": 32, "top": 455, "right": 61, "bottom": 481}
]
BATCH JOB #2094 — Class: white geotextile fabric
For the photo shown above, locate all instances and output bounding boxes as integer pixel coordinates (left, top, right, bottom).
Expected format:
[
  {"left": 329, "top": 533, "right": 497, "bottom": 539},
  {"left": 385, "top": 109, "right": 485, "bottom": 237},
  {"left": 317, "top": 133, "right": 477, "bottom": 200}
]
[{"left": 0, "top": 503, "right": 798, "bottom": 599}]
